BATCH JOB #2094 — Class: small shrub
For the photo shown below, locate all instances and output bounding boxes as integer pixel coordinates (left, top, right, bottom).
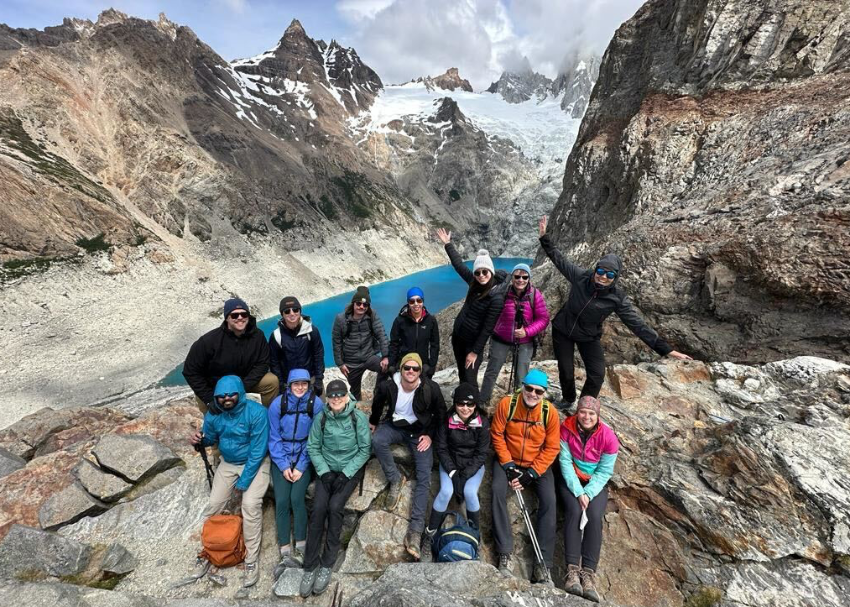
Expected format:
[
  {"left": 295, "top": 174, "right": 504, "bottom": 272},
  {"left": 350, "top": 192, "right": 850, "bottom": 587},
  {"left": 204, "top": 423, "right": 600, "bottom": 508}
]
[
  {"left": 75, "top": 233, "right": 111, "bottom": 254},
  {"left": 319, "top": 194, "right": 338, "bottom": 220},
  {"left": 449, "top": 189, "right": 461, "bottom": 201},
  {"left": 684, "top": 587, "right": 722, "bottom": 607}
]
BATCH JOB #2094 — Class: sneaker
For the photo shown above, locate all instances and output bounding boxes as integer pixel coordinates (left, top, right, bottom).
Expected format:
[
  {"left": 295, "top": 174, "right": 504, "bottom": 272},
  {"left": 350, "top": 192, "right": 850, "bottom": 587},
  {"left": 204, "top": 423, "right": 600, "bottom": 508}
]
[
  {"left": 313, "top": 567, "right": 332, "bottom": 595},
  {"left": 386, "top": 474, "right": 407, "bottom": 510},
  {"left": 189, "top": 557, "right": 210, "bottom": 579},
  {"left": 242, "top": 561, "right": 259, "bottom": 588},
  {"left": 299, "top": 569, "right": 317, "bottom": 598},
  {"left": 565, "top": 564, "right": 582, "bottom": 596},
  {"left": 497, "top": 553, "right": 512, "bottom": 576},
  {"left": 581, "top": 567, "right": 600, "bottom": 603},
  {"left": 282, "top": 546, "right": 304, "bottom": 568},
  {"left": 419, "top": 531, "right": 435, "bottom": 563},
  {"left": 404, "top": 529, "right": 421, "bottom": 560}
]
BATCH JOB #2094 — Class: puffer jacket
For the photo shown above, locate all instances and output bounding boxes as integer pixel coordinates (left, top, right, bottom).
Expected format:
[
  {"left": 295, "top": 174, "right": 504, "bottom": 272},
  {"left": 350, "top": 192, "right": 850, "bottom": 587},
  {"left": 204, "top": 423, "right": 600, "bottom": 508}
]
[
  {"left": 267, "top": 370, "right": 324, "bottom": 473},
  {"left": 307, "top": 396, "right": 372, "bottom": 479},
  {"left": 388, "top": 305, "right": 440, "bottom": 374},
  {"left": 540, "top": 235, "right": 672, "bottom": 354},
  {"left": 491, "top": 284, "right": 550, "bottom": 344},
  {"left": 490, "top": 391, "right": 560, "bottom": 476},
  {"left": 269, "top": 317, "right": 325, "bottom": 387},
  {"left": 444, "top": 243, "right": 505, "bottom": 355},
  {"left": 331, "top": 308, "right": 389, "bottom": 366},
  {"left": 435, "top": 408, "right": 490, "bottom": 479},
  {"left": 559, "top": 415, "right": 619, "bottom": 499},
  {"left": 201, "top": 375, "right": 270, "bottom": 491}
]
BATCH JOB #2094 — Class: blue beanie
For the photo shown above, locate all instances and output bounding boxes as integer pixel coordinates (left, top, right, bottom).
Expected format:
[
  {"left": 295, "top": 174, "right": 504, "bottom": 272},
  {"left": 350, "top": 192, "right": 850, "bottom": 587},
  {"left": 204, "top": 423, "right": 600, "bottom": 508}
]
[
  {"left": 512, "top": 263, "right": 532, "bottom": 278},
  {"left": 407, "top": 287, "right": 424, "bottom": 301},
  {"left": 223, "top": 298, "right": 249, "bottom": 318},
  {"left": 522, "top": 369, "right": 548, "bottom": 389}
]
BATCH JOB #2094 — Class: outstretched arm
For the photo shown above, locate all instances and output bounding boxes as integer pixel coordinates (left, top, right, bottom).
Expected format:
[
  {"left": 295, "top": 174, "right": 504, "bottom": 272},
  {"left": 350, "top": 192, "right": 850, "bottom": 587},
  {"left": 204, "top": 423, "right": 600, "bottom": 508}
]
[
  {"left": 615, "top": 295, "right": 674, "bottom": 356},
  {"left": 538, "top": 216, "right": 585, "bottom": 284},
  {"left": 437, "top": 229, "right": 474, "bottom": 284}
]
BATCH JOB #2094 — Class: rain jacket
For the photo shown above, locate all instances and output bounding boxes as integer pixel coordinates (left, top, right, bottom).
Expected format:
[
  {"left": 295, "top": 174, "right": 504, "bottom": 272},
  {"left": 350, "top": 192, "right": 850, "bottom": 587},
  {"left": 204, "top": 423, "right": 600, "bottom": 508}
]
[
  {"left": 559, "top": 415, "right": 619, "bottom": 500},
  {"left": 307, "top": 396, "right": 372, "bottom": 479},
  {"left": 490, "top": 391, "right": 560, "bottom": 476},
  {"left": 267, "top": 369, "right": 324, "bottom": 473},
  {"left": 388, "top": 304, "right": 440, "bottom": 374}
]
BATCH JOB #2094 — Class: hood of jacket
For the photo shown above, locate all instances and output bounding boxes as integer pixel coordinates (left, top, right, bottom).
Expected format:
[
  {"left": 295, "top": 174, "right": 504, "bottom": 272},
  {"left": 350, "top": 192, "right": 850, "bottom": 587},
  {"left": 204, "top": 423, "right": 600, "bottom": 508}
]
[
  {"left": 214, "top": 375, "right": 248, "bottom": 417},
  {"left": 593, "top": 254, "right": 622, "bottom": 290}
]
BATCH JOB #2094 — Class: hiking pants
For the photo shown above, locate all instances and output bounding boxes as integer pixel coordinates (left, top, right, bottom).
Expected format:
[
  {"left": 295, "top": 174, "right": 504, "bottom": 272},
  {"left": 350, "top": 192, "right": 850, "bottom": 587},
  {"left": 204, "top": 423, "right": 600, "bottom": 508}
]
[
  {"left": 270, "top": 464, "right": 311, "bottom": 547},
  {"left": 452, "top": 335, "right": 484, "bottom": 390},
  {"left": 490, "top": 461, "right": 556, "bottom": 567},
  {"left": 372, "top": 423, "right": 433, "bottom": 532},
  {"left": 480, "top": 340, "right": 533, "bottom": 404},
  {"left": 202, "top": 457, "right": 271, "bottom": 564},
  {"left": 552, "top": 331, "right": 605, "bottom": 404},
  {"left": 557, "top": 474, "right": 608, "bottom": 571},
  {"left": 433, "top": 465, "right": 485, "bottom": 512},
  {"left": 346, "top": 355, "right": 386, "bottom": 401},
  {"left": 303, "top": 466, "right": 365, "bottom": 571}
]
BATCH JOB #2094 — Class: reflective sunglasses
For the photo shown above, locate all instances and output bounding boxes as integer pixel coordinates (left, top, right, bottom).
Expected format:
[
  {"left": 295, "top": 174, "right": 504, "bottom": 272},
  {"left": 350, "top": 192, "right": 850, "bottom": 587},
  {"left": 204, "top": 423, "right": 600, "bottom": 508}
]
[
  {"left": 512, "top": 274, "right": 529, "bottom": 281},
  {"left": 473, "top": 269, "right": 491, "bottom": 277},
  {"left": 282, "top": 307, "right": 301, "bottom": 315},
  {"left": 327, "top": 391, "right": 348, "bottom": 399},
  {"left": 408, "top": 297, "right": 423, "bottom": 304},
  {"left": 228, "top": 311, "right": 249, "bottom": 319},
  {"left": 595, "top": 268, "right": 617, "bottom": 280},
  {"left": 216, "top": 392, "right": 239, "bottom": 400},
  {"left": 523, "top": 385, "right": 545, "bottom": 396},
  {"left": 354, "top": 301, "right": 370, "bottom": 308},
  {"left": 402, "top": 365, "right": 421, "bottom": 372}
]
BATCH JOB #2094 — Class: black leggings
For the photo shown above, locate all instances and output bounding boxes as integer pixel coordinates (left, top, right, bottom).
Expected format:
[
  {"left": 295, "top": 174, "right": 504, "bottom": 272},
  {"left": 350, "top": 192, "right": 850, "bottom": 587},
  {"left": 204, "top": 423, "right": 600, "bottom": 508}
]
[
  {"left": 452, "top": 334, "right": 484, "bottom": 390},
  {"left": 556, "top": 469, "right": 608, "bottom": 571},
  {"left": 552, "top": 331, "right": 605, "bottom": 404},
  {"left": 303, "top": 467, "right": 364, "bottom": 571}
]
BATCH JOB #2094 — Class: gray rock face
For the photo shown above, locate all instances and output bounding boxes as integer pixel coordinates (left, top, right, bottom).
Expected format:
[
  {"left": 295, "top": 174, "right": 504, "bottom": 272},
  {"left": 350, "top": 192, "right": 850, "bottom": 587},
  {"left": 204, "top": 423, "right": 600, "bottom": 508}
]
[
  {"left": 92, "top": 434, "right": 180, "bottom": 483},
  {"left": 0, "top": 525, "right": 91, "bottom": 578},
  {"left": 75, "top": 459, "right": 132, "bottom": 502},
  {"left": 0, "top": 447, "right": 25, "bottom": 479},
  {"left": 338, "top": 510, "right": 409, "bottom": 574},
  {"left": 271, "top": 567, "right": 303, "bottom": 597},
  {"left": 100, "top": 542, "right": 138, "bottom": 575},
  {"left": 38, "top": 482, "right": 107, "bottom": 531}
]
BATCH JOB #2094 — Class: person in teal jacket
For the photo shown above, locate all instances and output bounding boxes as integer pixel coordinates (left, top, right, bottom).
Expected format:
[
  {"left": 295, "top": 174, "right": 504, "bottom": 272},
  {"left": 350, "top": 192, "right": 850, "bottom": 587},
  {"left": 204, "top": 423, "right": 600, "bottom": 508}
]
[
  {"left": 189, "top": 375, "right": 270, "bottom": 589},
  {"left": 299, "top": 379, "right": 371, "bottom": 597}
]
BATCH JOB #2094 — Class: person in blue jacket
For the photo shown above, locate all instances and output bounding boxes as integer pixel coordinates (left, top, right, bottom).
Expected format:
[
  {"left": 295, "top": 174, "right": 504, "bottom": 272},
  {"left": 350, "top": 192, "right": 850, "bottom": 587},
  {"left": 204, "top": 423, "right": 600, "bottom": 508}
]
[
  {"left": 189, "top": 375, "right": 270, "bottom": 588},
  {"left": 268, "top": 368, "right": 324, "bottom": 579},
  {"left": 269, "top": 296, "right": 326, "bottom": 396}
]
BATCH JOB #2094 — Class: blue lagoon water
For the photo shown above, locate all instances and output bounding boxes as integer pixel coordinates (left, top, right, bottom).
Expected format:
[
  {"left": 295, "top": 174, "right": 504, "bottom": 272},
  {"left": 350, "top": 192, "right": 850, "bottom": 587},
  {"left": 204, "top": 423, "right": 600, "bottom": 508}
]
[{"left": 160, "top": 258, "right": 531, "bottom": 386}]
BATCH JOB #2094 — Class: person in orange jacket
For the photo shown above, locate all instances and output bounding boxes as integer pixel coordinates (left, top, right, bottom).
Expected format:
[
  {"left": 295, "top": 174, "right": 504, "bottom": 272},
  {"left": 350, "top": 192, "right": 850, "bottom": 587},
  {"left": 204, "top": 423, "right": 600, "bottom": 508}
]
[{"left": 490, "top": 369, "right": 560, "bottom": 584}]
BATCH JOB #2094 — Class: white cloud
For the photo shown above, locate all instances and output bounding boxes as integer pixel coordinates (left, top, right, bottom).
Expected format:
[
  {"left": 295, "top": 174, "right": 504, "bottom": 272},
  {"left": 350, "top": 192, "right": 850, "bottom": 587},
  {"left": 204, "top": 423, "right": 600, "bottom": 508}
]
[
  {"left": 216, "top": 0, "right": 248, "bottom": 13},
  {"left": 336, "top": 0, "right": 395, "bottom": 22}
]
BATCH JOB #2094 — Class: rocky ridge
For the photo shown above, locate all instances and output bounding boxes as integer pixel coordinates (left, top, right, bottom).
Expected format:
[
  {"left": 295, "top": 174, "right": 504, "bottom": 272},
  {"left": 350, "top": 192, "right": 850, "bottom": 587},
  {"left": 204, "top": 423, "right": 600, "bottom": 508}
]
[{"left": 401, "top": 67, "right": 474, "bottom": 92}]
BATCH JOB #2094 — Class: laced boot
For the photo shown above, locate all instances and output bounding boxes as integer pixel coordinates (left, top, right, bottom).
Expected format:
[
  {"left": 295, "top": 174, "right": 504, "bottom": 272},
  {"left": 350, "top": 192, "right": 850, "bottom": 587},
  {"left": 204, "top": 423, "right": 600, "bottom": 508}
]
[
  {"left": 565, "top": 564, "right": 582, "bottom": 596},
  {"left": 581, "top": 567, "right": 600, "bottom": 603}
]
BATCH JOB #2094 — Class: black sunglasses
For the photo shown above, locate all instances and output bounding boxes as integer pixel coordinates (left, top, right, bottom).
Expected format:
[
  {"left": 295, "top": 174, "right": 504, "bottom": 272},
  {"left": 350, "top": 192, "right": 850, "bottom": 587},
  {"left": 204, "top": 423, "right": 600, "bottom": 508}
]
[
  {"left": 456, "top": 401, "right": 476, "bottom": 408},
  {"left": 523, "top": 385, "right": 545, "bottom": 396},
  {"left": 512, "top": 274, "right": 529, "bottom": 281},
  {"left": 228, "top": 311, "right": 249, "bottom": 319},
  {"left": 282, "top": 307, "right": 301, "bottom": 315},
  {"left": 216, "top": 392, "right": 239, "bottom": 400},
  {"left": 473, "top": 269, "right": 491, "bottom": 277},
  {"left": 595, "top": 268, "right": 617, "bottom": 280},
  {"left": 402, "top": 365, "right": 421, "bottom": 372},
  {"left": 408, "top": 297, "right": 423, "bottom": 304},
  {"left": 354, "top": 301, "right": 370, "bottom": 308}
]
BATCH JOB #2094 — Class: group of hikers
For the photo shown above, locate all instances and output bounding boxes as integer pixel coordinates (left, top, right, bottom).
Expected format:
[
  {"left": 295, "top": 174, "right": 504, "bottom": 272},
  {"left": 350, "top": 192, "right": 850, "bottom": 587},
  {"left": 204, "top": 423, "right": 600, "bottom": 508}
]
[{"left": 181, "top": 218, "right": 691, "bottom": 601}]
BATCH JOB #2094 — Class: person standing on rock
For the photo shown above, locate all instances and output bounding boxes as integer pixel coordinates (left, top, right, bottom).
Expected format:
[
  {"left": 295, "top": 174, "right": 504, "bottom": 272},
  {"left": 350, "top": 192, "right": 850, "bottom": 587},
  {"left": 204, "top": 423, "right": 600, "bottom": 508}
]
[
  {"left": 538, "top": 216, "right": 691, "bottom": 410},
  {"left": 370, "top": 352, "right": 446, "bottom": 561},
  {"left": 183, "top": 298, "right": 280, "bottom": 411},
  {"left": 331, "top": 286, "right": 389, "bottom": 401},
  {"left": 435, "top": 229, "right": 505, "bottom": 390},
  {"left": 480, "top": 263, "right": 550, "bottom": 404},
  {"left": 268, "top": 368, "right": 324, "bottom": 579},
  {"left": 556, "top": 395, "right": 619, "bottom": 603},
  {"left": 188, "top": 375, "right": 270, "bottom": 588},
  {"left": 388, "top": 287, "right": 440, "bottom": 378},
  {"left": 490, "top": 369, "right": 560, "bottom": 584},
  {"left": 299, "top": 379, "right": 371, "bottom": 597},
  {"left": 423, "top": 382, "right": 490, "bottom": 559},
  {"left": 269, "top": 296, "right": 325, "bottom": 396}
]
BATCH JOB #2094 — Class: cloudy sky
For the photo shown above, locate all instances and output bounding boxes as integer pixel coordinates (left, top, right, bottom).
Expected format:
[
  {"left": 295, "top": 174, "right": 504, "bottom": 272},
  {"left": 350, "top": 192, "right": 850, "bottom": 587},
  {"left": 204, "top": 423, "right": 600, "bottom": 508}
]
[{"left": 3, "top": 0, "right": 646, "bottom": 89}]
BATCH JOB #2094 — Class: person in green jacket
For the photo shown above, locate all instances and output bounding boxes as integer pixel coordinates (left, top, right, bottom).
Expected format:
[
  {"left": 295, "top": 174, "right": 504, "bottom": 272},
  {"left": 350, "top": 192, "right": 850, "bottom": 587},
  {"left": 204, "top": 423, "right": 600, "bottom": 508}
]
[{"left": 299, "top": 379, "right": 371, "bottom": 597}]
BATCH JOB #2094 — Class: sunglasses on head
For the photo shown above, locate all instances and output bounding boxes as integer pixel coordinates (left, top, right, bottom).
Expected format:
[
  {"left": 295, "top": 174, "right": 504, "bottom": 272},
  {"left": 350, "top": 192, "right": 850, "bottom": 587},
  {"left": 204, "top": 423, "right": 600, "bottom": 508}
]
[
  {"left": 512, "top": 274, "right": 529, "bottom": 281},
  {"left": 523, "top": 385, "right": 545, "bottom": 396},
  {"left": 408, "top": 297, "right": 423, "bottom": 304},
  {"left": 402, "top": 364, "right": 421, "bottom": 372},
  {"left": 282, "top": 307, "right": 301, "bottom": 315},
  {"left": 595, "top": 268, "right": 617, "bottom": 280},
  {"left": 354, "top": 301, "right": 370, "bottom": 308},
  {"left": 228, "top": 311, "right": 249, "bottom": 319},
  {"left": 216, "top": 392, "right": 239, "bottom": 400},
  {"left": 473, "top": 269, "right": 491, "bottom": 277}
]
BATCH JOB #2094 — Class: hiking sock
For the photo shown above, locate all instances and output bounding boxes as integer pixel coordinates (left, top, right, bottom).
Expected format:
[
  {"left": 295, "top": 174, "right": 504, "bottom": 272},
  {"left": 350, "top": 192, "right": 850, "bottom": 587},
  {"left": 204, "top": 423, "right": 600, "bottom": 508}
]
[
  {"left": 467, "top": 509, "right": 480, "bottom": 529},
  {"left": 279, "top": 544, "right": 291, "bottom": 557},
  {"left": 427, "top": 509, "right": 445, "bottom": 534}
]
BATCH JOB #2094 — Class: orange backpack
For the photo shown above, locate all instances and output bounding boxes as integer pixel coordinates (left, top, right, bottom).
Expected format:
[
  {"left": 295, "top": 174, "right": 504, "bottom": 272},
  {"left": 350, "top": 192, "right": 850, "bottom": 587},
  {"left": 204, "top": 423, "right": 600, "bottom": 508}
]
[{"left": 199, "top": 514, "right": 246, "bottom": 567}]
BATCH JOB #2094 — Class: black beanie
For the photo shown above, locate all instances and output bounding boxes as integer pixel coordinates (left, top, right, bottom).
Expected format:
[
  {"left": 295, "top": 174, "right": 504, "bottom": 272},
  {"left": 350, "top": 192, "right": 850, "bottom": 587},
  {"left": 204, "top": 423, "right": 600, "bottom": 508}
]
[
  {"left": 351, "top": 285, "right": 371, "bottom": 304},
  {"left": 279, "top": 296, "right": 301, "bottom": 314},
  {"left": 453, "top": 382, "right": 480, "bottom": 404},
  {"left": 223, "top": 298, "right": 249, "bottom": 318}
]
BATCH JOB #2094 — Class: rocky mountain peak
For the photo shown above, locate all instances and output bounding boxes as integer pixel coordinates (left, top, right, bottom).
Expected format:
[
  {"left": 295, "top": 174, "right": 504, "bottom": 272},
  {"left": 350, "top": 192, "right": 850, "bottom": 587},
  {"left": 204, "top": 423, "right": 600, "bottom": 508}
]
[
  {"left": 428, "top": 97, "right": 466, "bottom": 125},
  {"left": 283, "top": 18, "right": 306, "bottom": 38},
  {"left": 95, "top": 8, "right": 130, "bottom": 27},
  {"left": 551, "top": 53, "right": 600, "bottom": 118},
  {"left": 485, "top": 68, "right": 552, "bottom": 104},
  {"left": 401, "top": 68, "right": 473, "bottom": 93}
]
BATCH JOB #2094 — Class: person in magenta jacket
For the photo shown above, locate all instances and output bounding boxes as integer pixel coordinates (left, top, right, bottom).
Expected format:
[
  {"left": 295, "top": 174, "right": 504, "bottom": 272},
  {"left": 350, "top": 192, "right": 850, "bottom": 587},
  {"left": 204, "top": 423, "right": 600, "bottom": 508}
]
[
  {"left": 556, "top": 395, "right": 619, "bottom": 603},
  {"left": 480, "top": 263, "right": 550, "bottom": 404}
]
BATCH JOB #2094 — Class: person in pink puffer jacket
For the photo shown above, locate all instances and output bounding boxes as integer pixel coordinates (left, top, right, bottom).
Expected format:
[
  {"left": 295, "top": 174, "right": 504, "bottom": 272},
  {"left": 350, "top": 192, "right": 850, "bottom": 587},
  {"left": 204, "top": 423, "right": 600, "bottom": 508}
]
[{"left": 480, "top": 263, "right": 550, "bottom": 403}]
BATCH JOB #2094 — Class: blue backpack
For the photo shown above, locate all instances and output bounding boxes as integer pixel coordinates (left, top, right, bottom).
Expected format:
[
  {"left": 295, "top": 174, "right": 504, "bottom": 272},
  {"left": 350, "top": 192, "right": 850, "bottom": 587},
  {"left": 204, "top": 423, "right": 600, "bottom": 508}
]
[{"left": 432, "top": 511, "right": 480, "bottom": 562}]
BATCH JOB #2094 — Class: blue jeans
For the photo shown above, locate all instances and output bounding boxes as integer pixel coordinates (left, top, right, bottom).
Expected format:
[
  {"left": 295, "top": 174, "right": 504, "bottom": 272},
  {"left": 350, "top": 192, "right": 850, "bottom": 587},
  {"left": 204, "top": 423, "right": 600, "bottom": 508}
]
[{"left": 432, "top": 465, "right": 484, "bottom": 512}]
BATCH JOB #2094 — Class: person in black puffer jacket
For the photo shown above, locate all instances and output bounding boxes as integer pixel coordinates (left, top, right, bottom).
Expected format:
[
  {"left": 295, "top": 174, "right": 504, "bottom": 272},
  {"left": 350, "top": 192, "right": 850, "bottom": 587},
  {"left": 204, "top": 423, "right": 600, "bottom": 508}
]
[
  {"left": 436, "top": 229, "right": 505, "bottom": 390},
  {"left": 538, "top": 216, "right": 692, "bottom": 409},
  {"left": 388, "top": 287, "right": 440, "bottom": 377},
  {"left": 269, "top": 296, "right": 325, "bottom": 396}
]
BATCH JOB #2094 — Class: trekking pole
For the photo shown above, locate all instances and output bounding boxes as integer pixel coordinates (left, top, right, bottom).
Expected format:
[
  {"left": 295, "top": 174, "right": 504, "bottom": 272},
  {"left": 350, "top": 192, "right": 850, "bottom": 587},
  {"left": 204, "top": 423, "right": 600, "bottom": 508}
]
[
  {"left": 194, "top": 441, "right": 214, "bottom": 490},
  {"left": 514, "top": 488, "right": 552, "bottom": 584}
]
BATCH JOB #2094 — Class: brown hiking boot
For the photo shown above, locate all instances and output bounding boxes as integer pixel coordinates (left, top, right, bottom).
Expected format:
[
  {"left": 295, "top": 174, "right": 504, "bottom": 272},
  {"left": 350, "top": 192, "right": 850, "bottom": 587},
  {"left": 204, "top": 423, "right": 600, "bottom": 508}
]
[
  {"left": 404, "top": 529, "right": 421, "bottom": 560},
  {"left": 386, "top": 474, "right": 407, "bottom": 510},
  {"left": 581, "top": 567, "right": 600, "bottom": 603},
  {"left": 565, "top": 564, "right": 582, "bottom": 596}
]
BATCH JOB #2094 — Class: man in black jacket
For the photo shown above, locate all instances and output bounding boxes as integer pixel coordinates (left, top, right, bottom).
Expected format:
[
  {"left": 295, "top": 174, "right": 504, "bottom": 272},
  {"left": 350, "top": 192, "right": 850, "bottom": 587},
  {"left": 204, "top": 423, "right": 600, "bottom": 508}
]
[
  {"left": 388, "top": 287, "right": 440, "bottom": 377},
  {"left": 370, "top": 352, "right": 446, "bottom": 561},
  {"left": 183, "top": 298, "right": 280, "bottom": 411},
  {"left": 269, "top": 295, "right": 325, "bottom": 395},
  {"left": 538, "top": 216, "right": 691, "bottom": 409}
]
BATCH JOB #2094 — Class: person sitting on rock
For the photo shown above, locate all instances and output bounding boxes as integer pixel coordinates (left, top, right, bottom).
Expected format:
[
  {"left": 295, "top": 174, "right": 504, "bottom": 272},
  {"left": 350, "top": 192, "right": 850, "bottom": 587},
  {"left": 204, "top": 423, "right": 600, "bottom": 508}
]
[
  {"left": 370, "top": 352, "right": 446, "bottom": 560},
  {"left": 268, "top": 368, "right": 324, "bottom": 580},
  {"left": 556, "top": 395, "right": 619, "bottom": 603},
  {"left": 269, "top": 295, "right": 325, "bottom": 396},
  {"left": 184, "top": 298, "right": 280, "bottom": 411},
  {"left": 490, "top": 369, "right": 560, "bottom": 584},
  {"left": 538, "top": 216, "right": 691, "bottom": 410},
  {"left": 299, "top": 379, "right": 371, "bottom": 597},
  {"left": 435, "top": 228, "right": 505, "bottom": 390},
  {"left": 480, "top": 263, "right": 550, "bottom": 404},
  {"left": 188, "top": 375, "right": 270, "bottom": 588},
  {"left": 422, "top": 382, "right": 490, "bottom": 560},
  {"left": 331, "top": 286, "right": 389, "bottom": 401},
  {"left": 388, "top": 287, "right": 440, "bottom": 378}
]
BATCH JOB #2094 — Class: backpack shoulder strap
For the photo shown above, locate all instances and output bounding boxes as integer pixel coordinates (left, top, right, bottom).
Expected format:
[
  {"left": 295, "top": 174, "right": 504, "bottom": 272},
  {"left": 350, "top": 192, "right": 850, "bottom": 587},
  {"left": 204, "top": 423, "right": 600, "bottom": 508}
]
[
  {"left": 541, "top": 399, "right": 550, "bottom": 427},
  {"left": 307, "top": 392, "right": 316, "bottom": 419},
  {"left": 506, "top": 390, "right": 520, "bottom": 423}
]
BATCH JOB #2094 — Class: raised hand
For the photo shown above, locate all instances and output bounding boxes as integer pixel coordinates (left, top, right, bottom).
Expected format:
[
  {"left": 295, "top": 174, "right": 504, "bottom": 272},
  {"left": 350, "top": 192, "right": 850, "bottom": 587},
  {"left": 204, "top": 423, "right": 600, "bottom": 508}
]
[
  {"left": 539, "top": 216, "right": 548, "bottom": 237},
  {"left": 668, "top": 351, "right": 693, "bottom": 361},
  {"left": 435, "top": 228, "right": 451, "bottom": 244}
]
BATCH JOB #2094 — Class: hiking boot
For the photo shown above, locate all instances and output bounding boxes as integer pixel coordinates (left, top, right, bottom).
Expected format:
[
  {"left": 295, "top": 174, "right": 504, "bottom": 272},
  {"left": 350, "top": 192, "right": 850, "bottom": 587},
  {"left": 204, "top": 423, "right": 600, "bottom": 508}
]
[
  {"left": 497, "top": 553, "right": 512, "bottom": 576},
  {"left": 565, "top": 564, "right": 582, "bottom": 596},
  {"left": 242, "top": 562, "right": 259, "bottom": 588},
  {"left": 386, "top": 474, "right": 407, "bottom": 510},
  {"left": 299, "top": 569, "right": 317, "bottom": 598},
  {"left": 282, "top": 546, "right": 304, "bottom": 568},
  {"left": 313, "top": 567, "right": 332, "bottom": 595},
  {"left": 419, "top": 531, "right": 435, "bottom": 563},
  {"left": 532, "top": 563, "right": 552, "bottom": 586},
  {"left": 189, "top": 557, "right": 210, "bottom": 579},
  {"left": 581, "top": 567, "right": 600, "bottom": 603},
  {"left": 404, "top": 529, "right": 421, "bottom": 560},
  {"left": 272, "top": 560, "right": 287, "bottom": 581}
]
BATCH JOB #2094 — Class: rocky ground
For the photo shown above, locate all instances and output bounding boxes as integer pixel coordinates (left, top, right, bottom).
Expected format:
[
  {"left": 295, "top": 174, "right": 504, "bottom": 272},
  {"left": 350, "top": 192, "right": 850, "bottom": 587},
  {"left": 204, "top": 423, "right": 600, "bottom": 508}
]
[{"left": 0, "top": 355, "right": 847, "bottom": 606}]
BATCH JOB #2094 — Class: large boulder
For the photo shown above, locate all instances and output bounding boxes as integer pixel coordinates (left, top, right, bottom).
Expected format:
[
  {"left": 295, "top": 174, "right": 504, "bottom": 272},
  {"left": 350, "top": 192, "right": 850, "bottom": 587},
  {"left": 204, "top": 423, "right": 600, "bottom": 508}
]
[
  {"left": 0, "top": 525, "right": 91, "bottom": 578},
  {"left": 0, "top": 447, "right": 25, "bottom": 479},
  {"left": 75, "top": 458, "right": 132, "bottom": 503},
  {"left": 38, "top": 482, "right": 107, "bottom": 531},
  {"left": 339, "top": 510, "right": 410, "bottom": 574},
  {"left": 91, "top": 434, "right": 181, "bottom": 483}
]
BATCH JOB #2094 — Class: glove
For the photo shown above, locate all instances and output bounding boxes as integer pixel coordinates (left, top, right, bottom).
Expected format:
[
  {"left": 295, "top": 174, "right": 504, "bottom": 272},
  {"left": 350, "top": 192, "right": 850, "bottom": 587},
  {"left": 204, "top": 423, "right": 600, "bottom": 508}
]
[
  {"left": 451, "top": 472, "right": 466, "bottom": 504},
  {"left": 332, "top": 472, "right": 350, "bottom": 493},
  {"left": 313, "top": 381, "right": 324, "bottom": 397},
  {"left": 320, "top": 471, "right": 337, "bottom": 491},
  {"left": 504, "top": 464, "right": 522, "bottom": 483},
  {"left": 518, "top": 468, "right": 538, "bottom": 488}
]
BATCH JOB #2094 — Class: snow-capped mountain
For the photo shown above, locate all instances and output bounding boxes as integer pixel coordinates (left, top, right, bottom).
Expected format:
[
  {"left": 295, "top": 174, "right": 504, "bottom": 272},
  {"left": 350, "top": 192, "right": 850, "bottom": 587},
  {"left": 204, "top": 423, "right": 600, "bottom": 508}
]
[{"left": 400, "top": 68, "right": 473, "bottom": 93}]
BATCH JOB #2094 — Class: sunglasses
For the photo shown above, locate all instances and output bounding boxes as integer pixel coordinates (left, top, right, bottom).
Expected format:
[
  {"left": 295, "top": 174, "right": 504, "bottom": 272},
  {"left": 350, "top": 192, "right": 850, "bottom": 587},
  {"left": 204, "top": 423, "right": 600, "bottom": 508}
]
[
  {"left": 523, "top": 385, "right": 545, "bottom": 396},
  {"left": 456, "top": 401, "right": 476, "bottom": 408},
  {"left": 282, "top": 307, "right": 301, "bottom": 315},
  {"left": 473, "top": 269, "right": 491, "bottom": 277},
  {"left": 595, "top": 268, "right": 617, "bottom": 280},
  {"left": 228, "top": 311, "right": 249, "bottom": 319},
  {"left": 402, "top": 365, "right": 421, "bottom": 372},
  {"left": 327, "top": 392, "right": 347, "bottom": 399},
  {"left": 354, "top": 301, "right": 370, "bottom": 308},
  {"left": 216, "top": 392, "right": 239, "bottom": 400},
  {"left": 512, "top": 274, "right": 529, "bottom": 281},
  {"left": 408, "top": 298, "right": 423, "bottom": 304}
]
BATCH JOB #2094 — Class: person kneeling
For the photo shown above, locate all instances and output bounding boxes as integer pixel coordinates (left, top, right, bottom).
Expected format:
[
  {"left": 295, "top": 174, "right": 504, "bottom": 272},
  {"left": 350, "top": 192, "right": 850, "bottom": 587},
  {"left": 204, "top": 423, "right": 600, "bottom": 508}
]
[
  {"left": 299, "top": 380, "right": 371, "bottom": 597},
  {"left": 557, "top": 396, "right": 619, "bottom": 603},
  {"left": 188, "top": 375, "right": 270, "bottom": 588},
  {"left": 490, "top": 369, "right": 560, "bottom": 584}
]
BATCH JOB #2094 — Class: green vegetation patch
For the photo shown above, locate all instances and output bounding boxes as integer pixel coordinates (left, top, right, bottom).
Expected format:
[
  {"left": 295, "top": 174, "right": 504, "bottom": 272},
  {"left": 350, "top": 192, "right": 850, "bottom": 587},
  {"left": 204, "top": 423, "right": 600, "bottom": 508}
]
[
  {"left": 1, "top": 255, "right": 78, "bottom": 281},
  {"left": 319, "top": 194, "right": 338, "bottom": 220},
  {"left": 449, "top": 189, "right": 461, "bottom": 201},
  {"left": 331, "top": 169, "right": 377, "bottom": 219},
  {"left": 75, "top": 233, "right": 111, "bottom": 254},
  {"left": 684, "top": 586, "right": 723, "bottom": 607}
]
